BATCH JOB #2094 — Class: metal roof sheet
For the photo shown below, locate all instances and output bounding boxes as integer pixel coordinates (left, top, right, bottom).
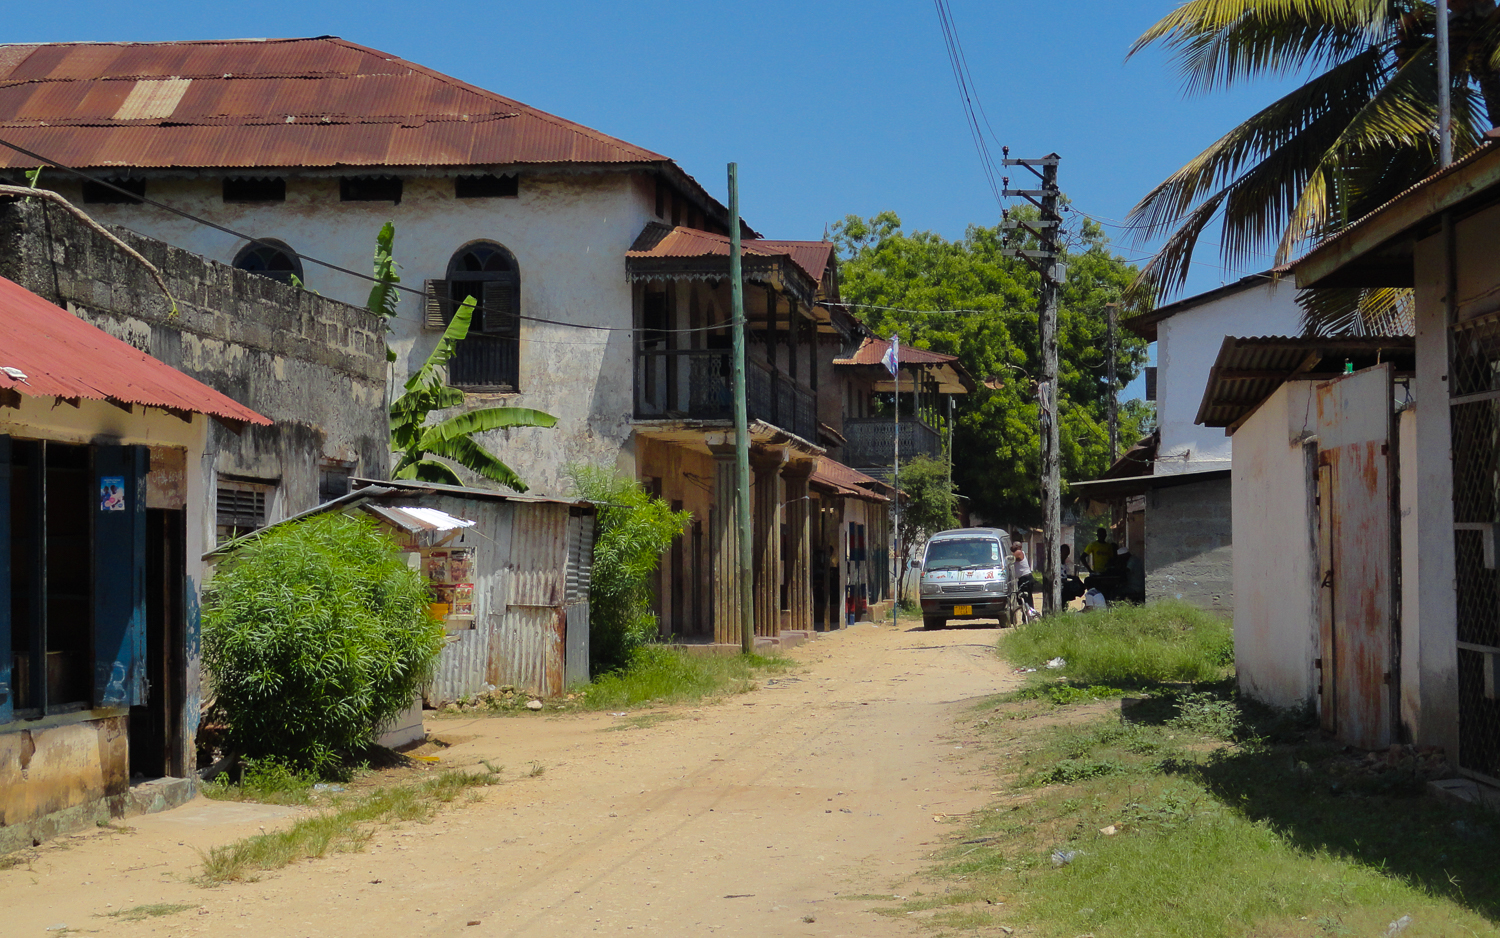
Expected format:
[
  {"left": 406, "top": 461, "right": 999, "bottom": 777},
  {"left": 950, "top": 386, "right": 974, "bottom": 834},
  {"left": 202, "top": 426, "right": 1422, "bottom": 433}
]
[
  {"left": 0, "top": 274, "right": 270, "bottom": 425},
  {"left": 0, "top": 37, "right": 671, "bottom": 168},
  {"left": 625, "top": 224, "right": 834, "bottom": 284},
  {"left": 833, "top": 335, "right": 960, "bottom": 367},
  {"left": 1195, "top": 335, "right": 1414, "bottom": 429},
  {"left": 810, "top": 456, "right": 889, "bottom": 502}
]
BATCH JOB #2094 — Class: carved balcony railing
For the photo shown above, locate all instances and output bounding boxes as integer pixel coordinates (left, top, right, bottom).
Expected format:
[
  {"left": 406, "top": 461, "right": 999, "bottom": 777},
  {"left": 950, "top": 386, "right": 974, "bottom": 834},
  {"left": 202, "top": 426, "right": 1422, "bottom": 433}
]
[
  {"left": 841, "top": 417, "right": 942, "bottom": 471},
  {"left": 634, "top": 350, "right": 817, "bottom": 442}
]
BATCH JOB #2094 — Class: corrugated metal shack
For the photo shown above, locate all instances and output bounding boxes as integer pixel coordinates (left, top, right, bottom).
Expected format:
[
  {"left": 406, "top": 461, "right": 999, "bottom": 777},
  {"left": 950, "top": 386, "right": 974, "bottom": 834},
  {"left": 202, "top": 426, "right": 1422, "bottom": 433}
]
[{"left": 349, "top": 479, "right": 595, "bottom": 703}]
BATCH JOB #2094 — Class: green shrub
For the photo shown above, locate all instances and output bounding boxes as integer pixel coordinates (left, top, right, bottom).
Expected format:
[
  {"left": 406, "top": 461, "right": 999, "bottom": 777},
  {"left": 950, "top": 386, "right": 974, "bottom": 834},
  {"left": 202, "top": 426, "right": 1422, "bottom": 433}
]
[
  {"left": 203, "top": 513, "right": 444, "bottom": 777},
  {"left": 566, "top": 465, "right": 690, "bottom": 674},
  {"left": 998, "top": 600, "right": 1232, "bottom": 686}
]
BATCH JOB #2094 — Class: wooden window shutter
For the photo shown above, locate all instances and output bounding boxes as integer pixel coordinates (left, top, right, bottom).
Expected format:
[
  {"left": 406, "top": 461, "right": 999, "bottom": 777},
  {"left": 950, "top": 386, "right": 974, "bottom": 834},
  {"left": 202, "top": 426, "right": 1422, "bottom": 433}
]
[
  {"left": 94, "top": 444, "right": 149, "bottom": 708},
  {"left": 424, "top": 279, "right": 451, "bottom": 331},
  {"left": 0, "top": 435, "right": 10, "bottom": 723},
  {"left": 480, "top": 273, "right": 520, "bottom": 336}
]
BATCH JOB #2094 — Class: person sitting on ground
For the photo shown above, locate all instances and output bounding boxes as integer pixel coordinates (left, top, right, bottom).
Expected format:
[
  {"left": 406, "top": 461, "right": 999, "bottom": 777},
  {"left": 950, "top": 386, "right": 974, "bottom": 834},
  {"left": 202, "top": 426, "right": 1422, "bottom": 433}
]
[
  {"left": 1060, "top": 544, "right": 1086, "bottom": 602},
  {"left": 1083, "top": 527, "right": 1114, "bottom": 574}
]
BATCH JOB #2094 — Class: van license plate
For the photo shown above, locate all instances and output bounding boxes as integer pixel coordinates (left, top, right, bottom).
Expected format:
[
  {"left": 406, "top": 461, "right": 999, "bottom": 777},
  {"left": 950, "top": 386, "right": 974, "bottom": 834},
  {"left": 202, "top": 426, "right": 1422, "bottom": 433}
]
[{"left": 954, "top": 605, "right": 972, "bottom": 616}]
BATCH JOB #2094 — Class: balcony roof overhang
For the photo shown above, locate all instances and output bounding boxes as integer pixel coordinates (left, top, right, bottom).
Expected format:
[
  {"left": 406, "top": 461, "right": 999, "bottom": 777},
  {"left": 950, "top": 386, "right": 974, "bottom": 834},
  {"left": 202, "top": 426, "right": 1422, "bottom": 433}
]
[{"left": 632, "top": 418, "right": 824, "bottom": 459}]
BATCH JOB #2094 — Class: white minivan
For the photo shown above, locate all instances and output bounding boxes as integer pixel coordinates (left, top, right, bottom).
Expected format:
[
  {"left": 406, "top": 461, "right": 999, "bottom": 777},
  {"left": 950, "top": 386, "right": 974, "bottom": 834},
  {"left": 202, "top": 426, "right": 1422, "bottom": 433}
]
[{"left": 916, "top": 527, "right": 1011, "bottom": 629}]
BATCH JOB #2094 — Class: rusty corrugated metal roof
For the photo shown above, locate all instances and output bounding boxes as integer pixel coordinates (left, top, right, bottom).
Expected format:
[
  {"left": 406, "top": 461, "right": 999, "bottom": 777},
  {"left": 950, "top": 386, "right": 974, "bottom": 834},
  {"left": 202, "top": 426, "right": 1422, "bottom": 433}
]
[
  {"left": 0, "top": 274, "right": 270, "bottom": 425},
  {"left": 834, "top": 335, "right": 960, "bottom": 367},
  {"left": 626, "top": 224, "right": 833, "bottom": 284},
  {"left": 811, "top": 456, "right": 889, "bottom": 502},
  {"left": 0, "top": 37, "right": 676, "bottom": 169},
  {"left": 1195, "top": 335, "right": 1414, "bottom": 428}
]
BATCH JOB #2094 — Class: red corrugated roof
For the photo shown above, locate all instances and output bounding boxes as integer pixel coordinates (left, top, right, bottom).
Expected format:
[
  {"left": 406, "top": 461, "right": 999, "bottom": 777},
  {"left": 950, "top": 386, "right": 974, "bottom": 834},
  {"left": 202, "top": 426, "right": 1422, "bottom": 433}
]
[
  {"left": 626, "top": 223, "right": 834, "bottom": 283},
  {"left": 0, "top": 275, "right": 270, "bottom": 425},
  {"left": 0, "top": 37, "right": 671, "bottom": 168},
  {"left": 811, "top": 457, "right": 889, "bottom": 502},
  {"left": 834, "top": 335, "right": 960, "bottom": 367}
]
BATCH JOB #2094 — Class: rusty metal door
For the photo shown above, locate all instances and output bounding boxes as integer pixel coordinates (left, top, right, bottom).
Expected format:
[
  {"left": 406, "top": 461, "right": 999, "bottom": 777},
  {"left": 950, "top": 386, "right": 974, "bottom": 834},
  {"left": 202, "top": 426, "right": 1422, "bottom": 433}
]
[{"left": 1315, "top": 363, "right": 1395, "bottom": 750}]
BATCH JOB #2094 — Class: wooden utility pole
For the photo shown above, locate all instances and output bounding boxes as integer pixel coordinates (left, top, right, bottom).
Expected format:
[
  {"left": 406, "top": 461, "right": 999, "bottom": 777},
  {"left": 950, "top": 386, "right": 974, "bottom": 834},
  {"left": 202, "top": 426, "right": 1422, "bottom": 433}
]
[
  {"left": 1002, "top": 153, "right": 1064, "bottom": 613},
  {"left": 1106, "top": 301, "right": 1119, "bottom": 465},
  {"left": 889, "top": 336, "right": 901, "bottom": 629},
  {"left": 728, "top": 164, "right": 754, "bottom": 654}
]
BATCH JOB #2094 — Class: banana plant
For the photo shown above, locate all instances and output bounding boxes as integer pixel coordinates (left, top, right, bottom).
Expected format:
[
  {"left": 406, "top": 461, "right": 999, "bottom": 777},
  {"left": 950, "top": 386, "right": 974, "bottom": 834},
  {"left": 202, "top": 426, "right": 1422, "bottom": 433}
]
[{"left": 389, "top": 297, "right": 556, "bottom": 491}]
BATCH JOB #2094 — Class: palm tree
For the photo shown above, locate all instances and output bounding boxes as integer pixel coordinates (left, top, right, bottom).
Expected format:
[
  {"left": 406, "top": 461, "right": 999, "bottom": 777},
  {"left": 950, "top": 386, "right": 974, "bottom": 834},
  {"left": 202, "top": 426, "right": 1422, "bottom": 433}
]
[
  {"left": 1128, "top": 0, "right": 1500, "bottom": 332},
  {"left": 390, "top": 297, "right": 556, "bottom": 490}
]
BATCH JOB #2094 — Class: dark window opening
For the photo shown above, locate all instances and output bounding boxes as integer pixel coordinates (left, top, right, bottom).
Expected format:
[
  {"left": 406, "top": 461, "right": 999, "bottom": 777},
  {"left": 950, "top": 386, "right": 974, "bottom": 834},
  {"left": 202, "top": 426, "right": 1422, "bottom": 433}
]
[
  {"left": 233, "top": 240, "right": 302, "bottom": 286},
  {"left": 216, "top": 481, "right": 270, "bottom": 544},
  {"left": 318, "top": 461, "right": 353, "bottom": 502},
  {"left": 655, "top": 177, "right": 666, "bottom": 218},
  {"left": 222, "top": 177, "right": 286, "bottom": 203},
  {"left": 444, "top": 242, "right": 521, "bottom": 391},
  {"left": 671, "top": 193, "right": 681, "bottom": 227},
  {"left": 9, "top": 440, "right": 94, "bottom": 714},
  {"left": 455, "top": 174, "right": 519, "bottom": 199},
  {"left": 340, "top": 175, "right": 403, "bottom": 204},
  {"left": 82, "top": 177, "right": 145, "bottom": 204}
]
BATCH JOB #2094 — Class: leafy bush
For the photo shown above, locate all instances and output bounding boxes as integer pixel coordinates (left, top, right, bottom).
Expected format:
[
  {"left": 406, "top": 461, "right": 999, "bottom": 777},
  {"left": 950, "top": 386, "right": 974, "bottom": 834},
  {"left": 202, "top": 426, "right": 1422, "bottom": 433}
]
[
  {"left": 998, "top": 600, "right": 1233, "bottom": 687},
  {"left": 566, "top": 465, "right": 690, "bottom": 674},
  {"left": 203, "top": 513, "right": 444, "bottom": 776}
]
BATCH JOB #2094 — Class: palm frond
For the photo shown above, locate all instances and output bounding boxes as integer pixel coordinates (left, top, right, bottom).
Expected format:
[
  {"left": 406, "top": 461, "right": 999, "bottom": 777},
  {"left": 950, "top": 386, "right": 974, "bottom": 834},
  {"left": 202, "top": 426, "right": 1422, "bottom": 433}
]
[
  {"left": 366, "top": 221, "right": 400, "bottom": 321},
  {"left": 1297, "top": 285, "right": 1414, "bottom": 334},
  {"left": 402, "top": 297, "right": 475, "bottom": 394},
  {"left": 393, "top": 458, "right": 464, "bottom": 486}
]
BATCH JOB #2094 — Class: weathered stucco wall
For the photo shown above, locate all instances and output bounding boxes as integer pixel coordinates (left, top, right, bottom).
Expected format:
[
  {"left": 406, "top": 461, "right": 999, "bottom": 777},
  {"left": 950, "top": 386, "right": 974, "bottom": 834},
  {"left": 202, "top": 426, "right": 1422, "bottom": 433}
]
[
  {"left": 42, "top": 171, "right": 659, "bottom": 498},
  {"left": 0, "top": 717, "right": 128, "bottom": 851},
  {"left": 1155, "top": 282, "right": 1302, "bottom": 475},
  {"left": 1231, "top": 381, "right": 1319, "bottom": 710},
  {"left": 0, "top": 196, "right": 389, "bottom": 543},
  {"left": 1144, "top": 478, "right": 1233, "bottom": 613}
]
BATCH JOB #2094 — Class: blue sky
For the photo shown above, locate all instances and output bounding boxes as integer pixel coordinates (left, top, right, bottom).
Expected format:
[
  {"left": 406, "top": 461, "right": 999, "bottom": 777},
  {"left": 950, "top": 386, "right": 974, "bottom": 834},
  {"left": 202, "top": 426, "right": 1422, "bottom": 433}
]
[{"left": 8, "top": 1, "right": 1305, "bottom": 392}]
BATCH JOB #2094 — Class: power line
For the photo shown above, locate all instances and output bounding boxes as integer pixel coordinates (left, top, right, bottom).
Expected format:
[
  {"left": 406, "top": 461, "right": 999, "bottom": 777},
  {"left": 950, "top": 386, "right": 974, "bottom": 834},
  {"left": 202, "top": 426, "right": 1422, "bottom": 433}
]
[
  {"left": 0, "top": 135, "right": 735, "bottom": 337},
  {"left": 931, "top": 0, "right": 1005, "bottom": 213}
]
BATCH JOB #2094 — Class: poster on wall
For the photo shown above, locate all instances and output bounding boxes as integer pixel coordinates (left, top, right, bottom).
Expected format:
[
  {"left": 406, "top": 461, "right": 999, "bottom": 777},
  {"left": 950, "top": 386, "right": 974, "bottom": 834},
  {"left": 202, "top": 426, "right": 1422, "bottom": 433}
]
[
  {"left": 100, "top": 477, "right": 125, "bottom": 511},
  {"left": 426, "top": 550, "right": 449, "bottom": 583},
  {"left": 447, "top": 549, "right": 473, "bottom": 583},
  {"left": 451, "top": 583, "right": 474, "bottom": 616}
]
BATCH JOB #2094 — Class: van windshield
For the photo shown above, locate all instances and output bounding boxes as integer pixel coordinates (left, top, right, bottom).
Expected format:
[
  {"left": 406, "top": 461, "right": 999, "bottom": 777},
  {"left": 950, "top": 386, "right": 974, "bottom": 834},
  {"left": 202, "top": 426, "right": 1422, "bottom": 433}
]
[{"left": 924, "top": 538, "right": 1002, "bottom": 571}]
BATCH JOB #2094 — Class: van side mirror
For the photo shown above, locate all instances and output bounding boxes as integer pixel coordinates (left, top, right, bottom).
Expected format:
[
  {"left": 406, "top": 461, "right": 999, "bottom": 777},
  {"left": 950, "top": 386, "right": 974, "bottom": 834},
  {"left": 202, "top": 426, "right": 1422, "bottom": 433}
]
[{"left": 909, "top": 560, "right": 920, "bottom": 569}]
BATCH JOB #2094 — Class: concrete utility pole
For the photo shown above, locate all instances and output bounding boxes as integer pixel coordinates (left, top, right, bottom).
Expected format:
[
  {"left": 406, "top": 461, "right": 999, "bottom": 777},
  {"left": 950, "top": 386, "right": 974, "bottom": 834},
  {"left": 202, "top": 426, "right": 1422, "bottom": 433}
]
[
  {"left": 889, "top": 336, "right": 901, "bottom": 629},
  {"left": 728, "top": 164, "right": 755, "bottom": 654},
  {"left": 1002, "top": 153, "right": 1064, "bottom": 613},
  {"left": 1438, "top": 0, "right": 1453, "bottom": 167},
  {"left": 1106, "top": 301, "right": 1119, "bottom": 465}
]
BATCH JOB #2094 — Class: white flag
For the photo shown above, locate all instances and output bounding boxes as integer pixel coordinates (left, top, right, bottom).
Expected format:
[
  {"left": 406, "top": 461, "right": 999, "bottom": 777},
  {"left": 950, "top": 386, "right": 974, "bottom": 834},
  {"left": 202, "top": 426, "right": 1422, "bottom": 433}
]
[{"left": 883, "top": 335, "right": 900, "bottom": 378}]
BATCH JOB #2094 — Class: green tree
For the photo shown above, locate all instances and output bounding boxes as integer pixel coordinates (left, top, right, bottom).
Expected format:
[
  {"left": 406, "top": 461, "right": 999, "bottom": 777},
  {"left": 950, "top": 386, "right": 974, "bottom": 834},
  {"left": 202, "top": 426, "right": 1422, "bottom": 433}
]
[
  {"left": 202, "top": 513, "right": 444, "bottom": 777},
  {"left": 1128, "top": 1, "right": 1500, "bottom": 331},
  {"left": 390, "top": 297, "right": 557, "bottom": 490},
  {"left": 567, "top": 465, "right": 691, "bottom": 674},
  {"left": 894, "top": 455, "right": 958, "bottom": 602},
  {"left": 831, "top": 211, "right": 1150, "bottom": 525}
]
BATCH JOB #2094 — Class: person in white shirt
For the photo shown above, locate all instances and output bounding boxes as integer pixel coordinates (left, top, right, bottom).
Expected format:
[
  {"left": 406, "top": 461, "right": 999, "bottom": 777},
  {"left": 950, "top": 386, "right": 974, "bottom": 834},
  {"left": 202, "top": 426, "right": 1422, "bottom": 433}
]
[{"left": 1011, "top": 540, "right": 1034, "bottom": 612}]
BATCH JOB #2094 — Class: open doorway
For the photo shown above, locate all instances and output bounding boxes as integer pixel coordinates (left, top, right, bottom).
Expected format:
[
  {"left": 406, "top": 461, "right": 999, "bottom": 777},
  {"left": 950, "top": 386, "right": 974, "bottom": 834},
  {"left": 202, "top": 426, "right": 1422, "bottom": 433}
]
[{"left": 129, "top": 508, "right": 185, "bottom": 780}]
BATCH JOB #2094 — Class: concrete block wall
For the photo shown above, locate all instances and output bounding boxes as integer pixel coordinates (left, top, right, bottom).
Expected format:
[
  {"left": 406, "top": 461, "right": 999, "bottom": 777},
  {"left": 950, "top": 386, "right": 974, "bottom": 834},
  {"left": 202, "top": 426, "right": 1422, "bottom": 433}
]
[{"left": 1145, "top": 478, "right": 1234, "bottom": 614}]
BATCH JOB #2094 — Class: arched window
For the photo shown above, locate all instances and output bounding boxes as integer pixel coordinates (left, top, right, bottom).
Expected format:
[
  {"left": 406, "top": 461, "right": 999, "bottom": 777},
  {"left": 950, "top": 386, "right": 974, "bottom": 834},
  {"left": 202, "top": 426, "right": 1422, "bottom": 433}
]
[
  {"left": 427, "top": 242, "right": 520, "bottom": 390},
  {"left": 233, "top": 239, "right": 302, "bottom": 286}
]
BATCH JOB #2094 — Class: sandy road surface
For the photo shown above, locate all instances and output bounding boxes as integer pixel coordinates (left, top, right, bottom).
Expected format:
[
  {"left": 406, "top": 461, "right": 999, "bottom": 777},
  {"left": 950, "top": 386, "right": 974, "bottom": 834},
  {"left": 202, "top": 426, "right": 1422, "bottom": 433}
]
[{"left": 1, "top": 620, "right": 1020, "bottom": 937}]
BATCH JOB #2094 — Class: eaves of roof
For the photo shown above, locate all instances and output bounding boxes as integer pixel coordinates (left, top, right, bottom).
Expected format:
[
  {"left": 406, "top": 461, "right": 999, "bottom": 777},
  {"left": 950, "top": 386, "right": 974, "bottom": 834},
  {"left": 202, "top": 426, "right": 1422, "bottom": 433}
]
[
  {"left": 0, "top": 274, "right": 269, "bottom": 427},
  {"left": 1124, "top": 271, "right": 1276, "bottom": 342}
]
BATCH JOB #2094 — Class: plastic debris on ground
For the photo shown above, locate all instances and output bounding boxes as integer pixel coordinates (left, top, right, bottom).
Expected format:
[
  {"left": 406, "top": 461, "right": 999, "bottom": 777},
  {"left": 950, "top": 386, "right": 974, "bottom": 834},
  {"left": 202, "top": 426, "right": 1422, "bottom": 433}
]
[
  {"left": 1045, "top": 657, "right": 1066, "bottom": 669},
  {"left": 1386, "top": 915, "right": 1412, "bottom": 937},
  {"left": 1051, "top": 849, "right": 1080, "bottom": 867},
  {"left": 312, "top": 783, "right": 346, "bottom": 793}
]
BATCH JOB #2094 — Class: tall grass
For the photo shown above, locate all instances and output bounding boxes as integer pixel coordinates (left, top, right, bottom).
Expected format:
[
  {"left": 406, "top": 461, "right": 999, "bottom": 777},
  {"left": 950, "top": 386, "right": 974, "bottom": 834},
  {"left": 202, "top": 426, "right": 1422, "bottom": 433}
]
[
  {"left": 998, "top": 600, "right": 1233, "bottom": 686},
  {"left": 580, "top": 645, "right": 790, "bottom": 710}
]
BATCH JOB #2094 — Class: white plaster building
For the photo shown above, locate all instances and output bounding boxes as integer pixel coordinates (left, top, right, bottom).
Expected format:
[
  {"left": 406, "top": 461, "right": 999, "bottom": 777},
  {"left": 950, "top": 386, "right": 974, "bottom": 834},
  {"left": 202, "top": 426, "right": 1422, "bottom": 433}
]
[{"left": 1072, "top": 276, "right": 1303, "bottom": 613}]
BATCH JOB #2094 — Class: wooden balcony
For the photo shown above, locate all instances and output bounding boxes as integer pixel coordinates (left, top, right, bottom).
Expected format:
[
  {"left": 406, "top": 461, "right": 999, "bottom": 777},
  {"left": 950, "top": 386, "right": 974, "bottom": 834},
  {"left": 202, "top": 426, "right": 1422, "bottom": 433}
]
[
  {"left": 841, "top": 417, "right": 942, "bottom": 472},
  {"left": 634, "top": 349, "right": 817, "bottom": 443}
]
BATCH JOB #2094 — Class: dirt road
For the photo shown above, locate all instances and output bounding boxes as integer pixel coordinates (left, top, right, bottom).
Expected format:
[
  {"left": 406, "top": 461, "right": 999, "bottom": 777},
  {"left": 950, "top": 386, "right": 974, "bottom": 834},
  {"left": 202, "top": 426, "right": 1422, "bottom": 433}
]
[{"left": 2, "top": 621, "right": 1019, "bottom": 937}]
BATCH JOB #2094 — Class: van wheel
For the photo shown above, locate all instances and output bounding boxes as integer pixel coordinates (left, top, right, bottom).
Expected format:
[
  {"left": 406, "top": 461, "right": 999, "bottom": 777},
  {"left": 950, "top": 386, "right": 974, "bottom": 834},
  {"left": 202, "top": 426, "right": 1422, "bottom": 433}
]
[{"left": 923, "top": 617, "right": 945, "bottom": 630}]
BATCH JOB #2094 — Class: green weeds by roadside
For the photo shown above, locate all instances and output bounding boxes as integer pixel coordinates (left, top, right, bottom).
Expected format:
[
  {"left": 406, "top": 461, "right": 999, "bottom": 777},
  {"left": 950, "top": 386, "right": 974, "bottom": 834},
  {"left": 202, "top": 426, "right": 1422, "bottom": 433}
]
[
  {"left": 999, "top": 600, "right": 1233, "bottom": 687},
  {"left": 198, "top": 767, "right": 499, "bottom": 885}
]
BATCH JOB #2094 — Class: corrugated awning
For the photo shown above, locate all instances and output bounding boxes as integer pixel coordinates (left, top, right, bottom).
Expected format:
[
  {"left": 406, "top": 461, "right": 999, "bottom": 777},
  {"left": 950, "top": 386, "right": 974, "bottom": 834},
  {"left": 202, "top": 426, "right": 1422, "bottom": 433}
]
[
  {"left": 0, "top": 274, "right": 270, "bottom": 427},
  {"left": 1196, "top": 336, "right": 1414, "bottom": 430}
]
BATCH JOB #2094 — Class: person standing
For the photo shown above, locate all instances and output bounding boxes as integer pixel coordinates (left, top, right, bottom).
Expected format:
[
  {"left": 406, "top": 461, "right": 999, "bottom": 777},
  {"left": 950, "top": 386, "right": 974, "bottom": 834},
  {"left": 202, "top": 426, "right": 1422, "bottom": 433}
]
[{"left": 1083, "top": 527, "right": 1114, "bottom": 575}]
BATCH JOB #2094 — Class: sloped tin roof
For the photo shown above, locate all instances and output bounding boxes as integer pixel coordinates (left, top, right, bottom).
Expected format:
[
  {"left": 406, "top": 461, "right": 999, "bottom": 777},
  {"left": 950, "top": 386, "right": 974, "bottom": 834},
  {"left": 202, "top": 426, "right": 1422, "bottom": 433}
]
[
  {"left": 0, "top": 274, "right": 270, "bottom": 425},
  {"left": 0, "top": 37, "right": 672, "bottom": 169},
  {"left": 834, "top": 335, "right": 961, "bottom": 367},
  {"left": 626, "top": 223, "right": 834, "bottom": 284}
]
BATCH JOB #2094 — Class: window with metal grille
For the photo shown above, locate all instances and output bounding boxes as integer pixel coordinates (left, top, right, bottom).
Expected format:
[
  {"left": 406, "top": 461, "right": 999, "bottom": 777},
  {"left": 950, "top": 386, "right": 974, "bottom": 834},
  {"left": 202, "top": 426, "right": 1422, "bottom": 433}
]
[
  {"left": 82, "top": 177, "right": 145, "bottom": 204},
  {"left": 455, "top": 174, "right": 518, "bottom": 198},
  {"left": 216, "top": 482, "right": 269, "bottom": 544},
  {"left": 340, "top": 175, "right": 403, "bottom": 204},
  {"left": 422, "top": 242, "right": 521, "bottom": 390}
]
